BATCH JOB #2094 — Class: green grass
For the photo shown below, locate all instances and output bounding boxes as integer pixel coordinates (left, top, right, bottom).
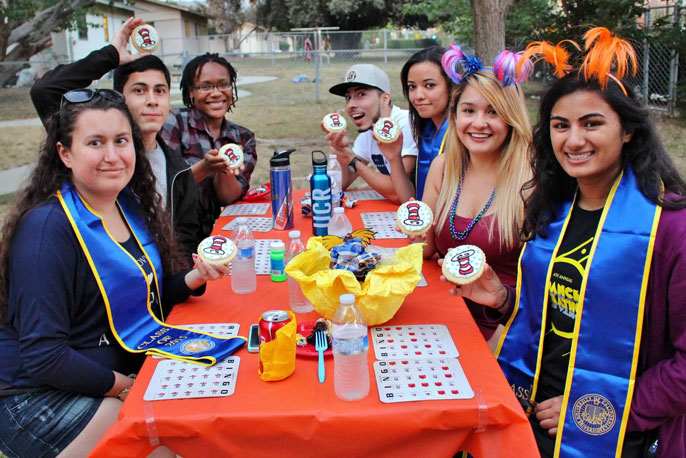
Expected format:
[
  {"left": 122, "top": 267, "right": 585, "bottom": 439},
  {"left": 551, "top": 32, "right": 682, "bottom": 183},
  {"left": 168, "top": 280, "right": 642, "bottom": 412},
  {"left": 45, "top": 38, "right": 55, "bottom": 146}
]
[{"left": 1, "top": 54, "right": 685, "bottom": 221}]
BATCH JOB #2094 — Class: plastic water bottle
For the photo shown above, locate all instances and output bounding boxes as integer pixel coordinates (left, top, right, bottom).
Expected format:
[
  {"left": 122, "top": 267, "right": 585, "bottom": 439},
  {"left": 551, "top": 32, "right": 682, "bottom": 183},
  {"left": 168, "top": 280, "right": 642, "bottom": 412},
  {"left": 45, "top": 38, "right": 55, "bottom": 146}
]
[
  {"left": 327, "top": 153, "right": 343, "bottom": 209},
  {"left": 230, "top": 217, "right": 256, "bottom": 294},
  {"left": 332, "top": 294, "right": 370, "bottom": 401},
  {"left": 285, "top": 230, "right": 313, "bottom": 313},
  {"left": 327, "top": 207, "right": 353, "bottom": 238}
]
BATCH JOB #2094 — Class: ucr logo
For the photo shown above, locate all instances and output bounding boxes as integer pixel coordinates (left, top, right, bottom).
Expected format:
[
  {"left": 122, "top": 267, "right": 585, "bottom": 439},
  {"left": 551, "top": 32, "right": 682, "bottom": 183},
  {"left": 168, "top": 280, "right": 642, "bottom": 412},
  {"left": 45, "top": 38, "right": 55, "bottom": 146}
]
[
  {"left": 451, "top": 249, "right": 476, "bottom": 275},
  {"left": 403, "top": 202, "right": 424, "bottom": 226},
  {"left": 203, "top": 235, "right": 228, "bottom": 255}
]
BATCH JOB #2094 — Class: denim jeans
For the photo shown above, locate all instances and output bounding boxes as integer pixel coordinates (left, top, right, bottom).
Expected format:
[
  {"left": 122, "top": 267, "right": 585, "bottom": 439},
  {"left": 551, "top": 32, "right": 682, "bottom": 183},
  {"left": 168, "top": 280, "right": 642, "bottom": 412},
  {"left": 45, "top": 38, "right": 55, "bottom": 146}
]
[{"left": 0, "top": 388, "right": 102, "bottom": 458}]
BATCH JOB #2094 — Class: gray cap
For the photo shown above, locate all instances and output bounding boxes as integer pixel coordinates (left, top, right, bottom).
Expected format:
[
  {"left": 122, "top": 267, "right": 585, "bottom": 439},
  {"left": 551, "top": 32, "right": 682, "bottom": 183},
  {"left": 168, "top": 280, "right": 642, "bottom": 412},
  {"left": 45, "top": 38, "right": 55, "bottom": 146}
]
[{"left": 329, "top": 64, "right": 391, "bottom": 96}]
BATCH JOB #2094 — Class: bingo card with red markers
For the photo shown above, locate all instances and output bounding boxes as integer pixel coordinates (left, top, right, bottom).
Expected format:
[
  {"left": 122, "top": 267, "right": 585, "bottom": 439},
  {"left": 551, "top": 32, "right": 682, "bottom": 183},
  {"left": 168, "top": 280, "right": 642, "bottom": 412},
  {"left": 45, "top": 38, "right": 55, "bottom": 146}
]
[
  {"left": 371, "top": 324, "right": 459, "bottom": 360},
  {"left": 371, "top": 325, "right": 473, "bottom": 403},
  {"left": 143, "top": 357, "right": 240, "bottom": 401},
  {"left": 373, "top": 357, "right": 473, "bottom": 403}
]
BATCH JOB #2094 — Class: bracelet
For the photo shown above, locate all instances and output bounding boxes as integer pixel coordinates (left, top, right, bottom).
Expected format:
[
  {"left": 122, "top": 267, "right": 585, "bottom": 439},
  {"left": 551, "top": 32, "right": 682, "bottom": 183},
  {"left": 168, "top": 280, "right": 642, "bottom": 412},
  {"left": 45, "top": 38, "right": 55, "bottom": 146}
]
[
  {"left": 494, "top": 287, "right": 510, "bottom": 312},
  {"left": 117, "top": 386, "right": 131, "bottom": 401}
]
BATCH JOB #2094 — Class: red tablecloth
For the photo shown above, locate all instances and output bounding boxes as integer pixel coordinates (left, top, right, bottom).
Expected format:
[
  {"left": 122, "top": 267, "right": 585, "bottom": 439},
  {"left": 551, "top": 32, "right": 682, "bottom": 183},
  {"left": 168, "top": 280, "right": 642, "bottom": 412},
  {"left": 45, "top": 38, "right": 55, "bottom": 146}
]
[{"left": 90, "top": 191, "right": 537, "bottom": 458}]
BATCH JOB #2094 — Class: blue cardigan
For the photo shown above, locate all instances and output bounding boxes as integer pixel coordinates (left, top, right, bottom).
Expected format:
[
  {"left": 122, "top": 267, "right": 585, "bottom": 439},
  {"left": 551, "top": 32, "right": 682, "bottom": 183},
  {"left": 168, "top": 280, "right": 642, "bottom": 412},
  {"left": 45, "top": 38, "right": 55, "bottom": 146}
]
[{"left": 0, "top": 199, "right": 198, "bottom": 396}]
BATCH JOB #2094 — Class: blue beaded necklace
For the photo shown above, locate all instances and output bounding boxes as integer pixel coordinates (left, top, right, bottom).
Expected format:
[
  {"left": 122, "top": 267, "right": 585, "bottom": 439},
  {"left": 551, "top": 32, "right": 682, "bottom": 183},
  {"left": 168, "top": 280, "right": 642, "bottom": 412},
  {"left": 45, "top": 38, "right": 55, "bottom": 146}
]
[{"left": 449, "top": 168, "right": 497, "bottom": 241}]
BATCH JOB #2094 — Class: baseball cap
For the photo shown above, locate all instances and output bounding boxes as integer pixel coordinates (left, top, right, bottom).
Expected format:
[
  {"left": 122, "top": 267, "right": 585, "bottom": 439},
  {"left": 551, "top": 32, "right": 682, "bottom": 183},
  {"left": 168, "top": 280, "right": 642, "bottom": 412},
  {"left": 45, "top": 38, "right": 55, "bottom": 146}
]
[{"left": 329, "top": 64, "right": 391, "bottom": 96}]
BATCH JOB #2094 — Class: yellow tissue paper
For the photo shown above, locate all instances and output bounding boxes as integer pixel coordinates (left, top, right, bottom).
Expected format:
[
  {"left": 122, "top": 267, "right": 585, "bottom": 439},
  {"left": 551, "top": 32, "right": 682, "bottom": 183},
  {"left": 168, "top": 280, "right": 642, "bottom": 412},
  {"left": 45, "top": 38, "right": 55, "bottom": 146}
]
[
  {"left": 285, "top": 239, "right": 423, "bottom": 325},
  {"left": 258, "top": 311, "right": 297, "bottom": 381}
]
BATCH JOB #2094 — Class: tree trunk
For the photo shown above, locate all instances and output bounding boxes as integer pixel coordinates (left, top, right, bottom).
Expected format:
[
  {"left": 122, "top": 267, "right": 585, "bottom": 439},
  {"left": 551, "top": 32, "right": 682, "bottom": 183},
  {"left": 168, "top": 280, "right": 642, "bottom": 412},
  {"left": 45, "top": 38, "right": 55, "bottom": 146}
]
[
  {"left": 470, "top": 0, "right": 514, "bottom": 62},
  {"left": 0, "top": 0, "right": 96, "bottom": 87}
]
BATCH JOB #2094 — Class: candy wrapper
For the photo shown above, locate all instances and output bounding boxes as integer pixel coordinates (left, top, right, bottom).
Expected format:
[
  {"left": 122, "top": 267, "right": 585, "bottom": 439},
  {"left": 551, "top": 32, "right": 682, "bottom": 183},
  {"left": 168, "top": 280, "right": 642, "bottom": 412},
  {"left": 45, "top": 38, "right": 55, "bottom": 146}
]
[
  {"left": 285, "top": 238, "right": 423, "bottom": 325},
  {"left": 329, "top": 239, "right": 381, "bottom": 281},
  {"left": 258, "top": 311, "right": 297, "bottom": 382}
]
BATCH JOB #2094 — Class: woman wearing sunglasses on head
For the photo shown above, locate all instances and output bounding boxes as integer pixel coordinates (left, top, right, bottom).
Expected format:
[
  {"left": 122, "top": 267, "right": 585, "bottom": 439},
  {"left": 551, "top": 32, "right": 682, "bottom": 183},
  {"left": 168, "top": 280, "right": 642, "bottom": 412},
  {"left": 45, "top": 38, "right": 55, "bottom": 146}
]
[
  {"left": 446, "top": 29, "right": 686, "bottom": 457},
  {"left": 0, "top": 90, "right": 235, "bottom": 457},
  {"left": 160, "top": 53, "right": 257, "bottom": 239}
]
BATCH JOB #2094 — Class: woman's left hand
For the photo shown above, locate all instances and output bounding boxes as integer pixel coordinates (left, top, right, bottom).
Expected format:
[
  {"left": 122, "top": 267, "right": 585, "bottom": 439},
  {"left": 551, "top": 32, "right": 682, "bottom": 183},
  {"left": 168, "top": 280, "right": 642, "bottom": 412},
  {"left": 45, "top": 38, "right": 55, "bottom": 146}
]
[{"left": 535, "top": 396, "right": 564, "bottom": 435}]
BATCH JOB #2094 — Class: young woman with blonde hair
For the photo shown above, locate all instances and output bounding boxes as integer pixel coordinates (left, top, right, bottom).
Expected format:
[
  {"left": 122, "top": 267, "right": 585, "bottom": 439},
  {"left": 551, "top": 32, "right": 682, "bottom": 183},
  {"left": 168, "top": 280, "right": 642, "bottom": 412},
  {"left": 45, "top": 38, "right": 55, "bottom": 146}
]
[{"left": 420, "top": 46, "right": 532, "bottom": 341}]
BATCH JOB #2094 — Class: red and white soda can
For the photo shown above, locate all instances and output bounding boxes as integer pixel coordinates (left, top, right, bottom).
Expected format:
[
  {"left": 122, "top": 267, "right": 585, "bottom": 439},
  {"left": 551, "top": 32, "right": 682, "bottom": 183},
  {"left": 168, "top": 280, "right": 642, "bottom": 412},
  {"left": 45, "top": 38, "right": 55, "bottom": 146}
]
[
  {"left": 259, "top": 310, "right": 291, "bottom": 344},
  {"left": 259, "top": 310, "right": 291, "bottom": 374}
]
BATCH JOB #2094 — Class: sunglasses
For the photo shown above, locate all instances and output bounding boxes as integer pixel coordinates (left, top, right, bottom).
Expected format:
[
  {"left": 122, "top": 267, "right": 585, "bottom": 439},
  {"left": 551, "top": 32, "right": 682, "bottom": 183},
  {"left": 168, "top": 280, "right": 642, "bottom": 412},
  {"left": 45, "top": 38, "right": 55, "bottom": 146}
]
[{"left": 60, "top": 88, "right": 125, "bottom": 108}]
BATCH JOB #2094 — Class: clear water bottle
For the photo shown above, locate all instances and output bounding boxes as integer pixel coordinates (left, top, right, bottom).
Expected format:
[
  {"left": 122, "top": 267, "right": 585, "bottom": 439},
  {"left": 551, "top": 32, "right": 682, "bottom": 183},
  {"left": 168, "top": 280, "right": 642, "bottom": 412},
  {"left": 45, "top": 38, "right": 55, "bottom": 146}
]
[
  {"left": 327, "top": 207, "right": 353, "bottom": 238},
  {"left": 327, "top": 153, "right": 343, "bottom": 209},
  {"left": 332, "top": 294, "right": 370, "bottom": 401},
  {"left": 230, "top": 217, "right": 256, "bottom": 294},
  {"left": 285, "top": 230, "right": 313, "bottom": 313}
]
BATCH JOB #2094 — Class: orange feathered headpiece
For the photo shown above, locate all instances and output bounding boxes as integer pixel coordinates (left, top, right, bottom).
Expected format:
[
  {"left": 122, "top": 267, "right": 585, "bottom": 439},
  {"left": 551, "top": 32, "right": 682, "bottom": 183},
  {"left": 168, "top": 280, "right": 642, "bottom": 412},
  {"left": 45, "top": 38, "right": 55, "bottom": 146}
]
[
  {"left": 580, "top": 27, "right": 637, "bottom": 91},
  {"left": 516, "top": 27, "right": 637, "bottom": 95},
  {"left": 516, "top": 40, "right": 580, "bottom": 78}
]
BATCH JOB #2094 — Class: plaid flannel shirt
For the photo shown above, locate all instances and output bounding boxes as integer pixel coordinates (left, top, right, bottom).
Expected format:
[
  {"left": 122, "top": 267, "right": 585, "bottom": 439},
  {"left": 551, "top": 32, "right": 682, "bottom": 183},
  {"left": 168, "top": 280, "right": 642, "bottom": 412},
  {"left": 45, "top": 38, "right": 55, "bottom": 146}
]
[{"left": 160, "top": 107, "right": 258, "bottom": 237}]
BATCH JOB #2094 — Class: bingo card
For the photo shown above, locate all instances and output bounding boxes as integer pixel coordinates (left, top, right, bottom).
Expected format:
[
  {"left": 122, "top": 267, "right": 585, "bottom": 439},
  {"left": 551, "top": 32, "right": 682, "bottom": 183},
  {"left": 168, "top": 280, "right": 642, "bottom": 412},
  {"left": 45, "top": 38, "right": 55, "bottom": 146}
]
[
  {"left": 144, "top": 356, "right": 241, "bottom": 401},
  {"left": 220, "top": 203, "right": 270, "bottom": 216},
  {"left": 360, "top": 212, "right": 407, "bottom": 239},
  {"left": 229, "top": 239, "right": 281, "bottom": 275},
  {"left": 221, "top": 217, "right": 273, "bottom": 233},
  {"left": 371, "top": 324, "right": 459, "bottom": 360},
  {"left": 374, "top": 357, "right": 473, "bottom": 403},
  {"left": 345, "top": 189, "right": 385, "bottom": 201}
]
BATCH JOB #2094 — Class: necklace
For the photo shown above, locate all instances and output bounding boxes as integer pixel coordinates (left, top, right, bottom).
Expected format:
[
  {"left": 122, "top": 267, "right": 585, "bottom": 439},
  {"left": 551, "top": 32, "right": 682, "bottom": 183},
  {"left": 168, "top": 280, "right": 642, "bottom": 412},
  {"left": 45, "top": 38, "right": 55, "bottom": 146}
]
[{"left": 449, "top": 168, "right": 497, "bottom": 241}]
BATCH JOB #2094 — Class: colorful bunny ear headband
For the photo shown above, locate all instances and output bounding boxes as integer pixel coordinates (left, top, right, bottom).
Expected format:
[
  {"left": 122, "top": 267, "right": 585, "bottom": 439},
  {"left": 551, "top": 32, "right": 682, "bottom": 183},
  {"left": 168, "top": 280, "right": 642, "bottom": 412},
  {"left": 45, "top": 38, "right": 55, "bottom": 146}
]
[
  {"left": 441, "top": 43, "right": 533, "bottom": 87},
  {"left": 516, "top": 27, "right": 637, "bottom": 95}
]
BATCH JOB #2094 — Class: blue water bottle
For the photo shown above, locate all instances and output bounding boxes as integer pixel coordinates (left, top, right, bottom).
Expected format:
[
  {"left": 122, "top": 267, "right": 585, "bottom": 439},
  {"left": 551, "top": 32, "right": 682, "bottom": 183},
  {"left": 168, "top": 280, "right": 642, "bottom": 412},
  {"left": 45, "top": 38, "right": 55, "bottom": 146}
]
[
  {"left": 270, "top": 148, "right": 296, "bottom": 230},
  {"left": 310, "top": 150, "right": 332, "bottom": 236}
]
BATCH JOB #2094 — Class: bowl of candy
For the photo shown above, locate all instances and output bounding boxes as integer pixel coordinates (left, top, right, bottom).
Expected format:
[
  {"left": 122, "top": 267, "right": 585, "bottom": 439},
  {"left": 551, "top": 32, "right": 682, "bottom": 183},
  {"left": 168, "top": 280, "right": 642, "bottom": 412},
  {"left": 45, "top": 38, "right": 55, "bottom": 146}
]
[{"left": 285, "top": 237, "right": 423, "bottom": 326}]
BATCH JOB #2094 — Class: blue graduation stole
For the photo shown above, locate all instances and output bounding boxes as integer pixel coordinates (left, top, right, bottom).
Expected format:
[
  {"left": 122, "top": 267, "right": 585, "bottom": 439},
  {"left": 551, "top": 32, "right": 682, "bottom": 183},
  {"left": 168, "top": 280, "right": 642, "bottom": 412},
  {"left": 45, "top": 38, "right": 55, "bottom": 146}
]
[
  {"left": 495, "top": 169, "right": 661, "bottom": 456},
  {"left": 416, "top": 118, "right": 448, "bottom": 200},
  {"left": 57, "top": 182, "right": 245, "bottom": 366}
]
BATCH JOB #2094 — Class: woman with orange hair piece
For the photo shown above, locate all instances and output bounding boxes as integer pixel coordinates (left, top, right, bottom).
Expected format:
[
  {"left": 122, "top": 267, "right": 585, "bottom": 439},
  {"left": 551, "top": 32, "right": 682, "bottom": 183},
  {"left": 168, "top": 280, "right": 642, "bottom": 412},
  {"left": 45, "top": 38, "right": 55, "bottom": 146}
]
[{"left": 447, "top": 28, "right": 686, "bottom": 457}]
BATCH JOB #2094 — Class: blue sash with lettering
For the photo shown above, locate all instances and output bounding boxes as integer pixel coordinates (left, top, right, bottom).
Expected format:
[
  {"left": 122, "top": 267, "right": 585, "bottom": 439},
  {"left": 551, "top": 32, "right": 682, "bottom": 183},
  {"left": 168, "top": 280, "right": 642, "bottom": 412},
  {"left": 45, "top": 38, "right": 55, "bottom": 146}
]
[
  {"left": 495, "top": 169, "right": 661, "bottom": 456},
  {"left": 57, "top": 182, "right": 245, "bottom": 366},
  {"left": 416, "top": 118, "right": 448, "bottom": 200}
]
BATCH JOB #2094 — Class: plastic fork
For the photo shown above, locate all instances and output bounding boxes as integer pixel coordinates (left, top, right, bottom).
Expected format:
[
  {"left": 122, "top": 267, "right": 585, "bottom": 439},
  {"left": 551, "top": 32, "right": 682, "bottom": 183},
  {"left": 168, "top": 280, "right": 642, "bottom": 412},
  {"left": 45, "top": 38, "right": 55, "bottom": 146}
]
[{"left": 315, "top": 330, "right": 328, "bottom": 383}]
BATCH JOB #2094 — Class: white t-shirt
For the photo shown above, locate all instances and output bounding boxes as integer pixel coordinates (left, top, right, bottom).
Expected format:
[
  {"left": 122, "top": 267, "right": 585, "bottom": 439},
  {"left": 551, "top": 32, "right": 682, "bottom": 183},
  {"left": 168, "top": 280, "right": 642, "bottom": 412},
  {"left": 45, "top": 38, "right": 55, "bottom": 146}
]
[
  {"left": 147, "top": 143, "right": 168, "bottom": 209},
  {"left": 352, "top": 105, "right": 418, "bottom": 176}
]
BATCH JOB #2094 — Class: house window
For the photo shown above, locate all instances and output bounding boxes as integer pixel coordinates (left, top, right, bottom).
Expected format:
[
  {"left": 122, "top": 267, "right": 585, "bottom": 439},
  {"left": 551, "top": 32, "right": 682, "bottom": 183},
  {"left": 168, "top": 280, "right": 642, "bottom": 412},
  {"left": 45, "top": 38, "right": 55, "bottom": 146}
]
[
  {"left": 103, "top": 17, "right": 109, "bottom": 42},
  {"left": 78, "top": 15, "right": 88, "bottom": 40},
  {"left": 185, "top": 20, "right": 190, "bottom": 37}
]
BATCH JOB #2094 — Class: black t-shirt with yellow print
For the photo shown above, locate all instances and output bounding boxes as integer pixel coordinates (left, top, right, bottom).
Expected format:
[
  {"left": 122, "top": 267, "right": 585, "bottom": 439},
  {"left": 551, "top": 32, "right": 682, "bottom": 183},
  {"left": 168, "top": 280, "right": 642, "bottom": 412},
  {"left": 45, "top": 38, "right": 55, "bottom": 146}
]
[{"left": 538, "top": 206, "right": 603, "bottom": 400}]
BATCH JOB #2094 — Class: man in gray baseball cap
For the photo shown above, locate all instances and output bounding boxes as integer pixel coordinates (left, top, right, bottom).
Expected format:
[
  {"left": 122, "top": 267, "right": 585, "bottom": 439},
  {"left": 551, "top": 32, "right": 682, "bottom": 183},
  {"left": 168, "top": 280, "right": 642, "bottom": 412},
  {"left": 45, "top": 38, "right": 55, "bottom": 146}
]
[
  {"left": 329, "top": 63, "right": 391, "bottom": 96},
  {"left": 325, "top": 64, "right": 417, "bottom": 204}
]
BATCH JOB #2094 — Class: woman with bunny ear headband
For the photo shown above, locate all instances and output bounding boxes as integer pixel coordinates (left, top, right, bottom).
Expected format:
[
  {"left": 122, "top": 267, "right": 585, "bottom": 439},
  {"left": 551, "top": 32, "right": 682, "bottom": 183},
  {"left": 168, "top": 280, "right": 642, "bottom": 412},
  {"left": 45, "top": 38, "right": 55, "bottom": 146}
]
[
  {"left": 417, "top": 44, "right": 533, "bottom": 345},
  {"left": 451, "top": 28, "right": 686, "bottom": 457}
]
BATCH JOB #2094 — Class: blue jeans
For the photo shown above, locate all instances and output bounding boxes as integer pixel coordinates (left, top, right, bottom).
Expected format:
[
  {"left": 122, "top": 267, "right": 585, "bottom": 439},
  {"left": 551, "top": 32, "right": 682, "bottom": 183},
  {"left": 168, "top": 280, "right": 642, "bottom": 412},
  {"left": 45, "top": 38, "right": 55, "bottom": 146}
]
[{"left": 0, "top": 388, "right": 102, "bottom": 458}]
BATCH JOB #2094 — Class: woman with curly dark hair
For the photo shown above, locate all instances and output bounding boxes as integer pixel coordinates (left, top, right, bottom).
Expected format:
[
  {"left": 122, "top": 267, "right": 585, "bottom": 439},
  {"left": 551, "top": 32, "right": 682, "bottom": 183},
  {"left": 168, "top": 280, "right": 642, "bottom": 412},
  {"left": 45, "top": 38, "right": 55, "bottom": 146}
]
[
  {"left": 0, "top": 90, "right": 230, "bottom": 457},
  {"left": 444, "top": 29, "right": 686, "bottom": 457},
  {"left": 160, "top": 53, "right": 258, "bottom": 238}
]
